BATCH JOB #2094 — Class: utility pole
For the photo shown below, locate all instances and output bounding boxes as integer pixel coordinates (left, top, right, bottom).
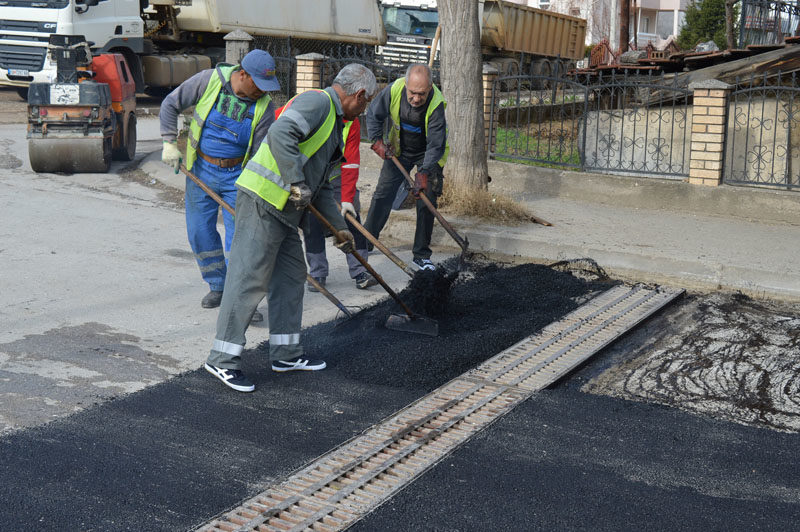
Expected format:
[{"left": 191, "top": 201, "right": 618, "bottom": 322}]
[{"left": 619, "top": 0, "right": 630, "bottom": 53}]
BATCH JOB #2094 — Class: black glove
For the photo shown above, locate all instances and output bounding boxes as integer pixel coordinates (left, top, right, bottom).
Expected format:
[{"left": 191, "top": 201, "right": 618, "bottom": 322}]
[
  {"left": 288, "top": 183, "right": 312, "bottom": 208},
  {"left": 334, "top": 229, "right": 355, "bottom": 254},
  {"left": 370, "top": 139, "right": 395, "bottom": 160},
  {"left": 412, "top": 171, "right": 429, "bottom": 198}
]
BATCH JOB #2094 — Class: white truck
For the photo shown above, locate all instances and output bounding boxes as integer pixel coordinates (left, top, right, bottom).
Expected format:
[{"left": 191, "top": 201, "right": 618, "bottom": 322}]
[{"left": 0, "top": 0, "right": 386, "bottom": 97}]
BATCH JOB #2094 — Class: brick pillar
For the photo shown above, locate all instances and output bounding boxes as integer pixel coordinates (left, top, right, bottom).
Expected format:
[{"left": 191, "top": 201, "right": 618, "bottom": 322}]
[
  {"left": 688, "top": 79, "right": 732, "bottom": 186},
  {"left": 482, "top": 64, "right": 499, "bottom": 152},
  {"left": 295, "top": 53, "right": 326, "bottom": 93}
]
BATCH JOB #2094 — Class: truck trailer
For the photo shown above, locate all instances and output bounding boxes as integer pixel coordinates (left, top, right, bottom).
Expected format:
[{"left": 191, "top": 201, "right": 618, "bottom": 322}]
[
  {"left": 0, "top": 0, "right": 386, "bottom": 96},
  {"left": 376, "top": 0, "right": 586, "bottom": 78}
]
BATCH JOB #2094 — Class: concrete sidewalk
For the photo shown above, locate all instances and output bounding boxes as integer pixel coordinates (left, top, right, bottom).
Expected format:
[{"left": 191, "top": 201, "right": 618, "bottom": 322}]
[{"left": 142, "top": 139, "right": 800, "bottom": 301}]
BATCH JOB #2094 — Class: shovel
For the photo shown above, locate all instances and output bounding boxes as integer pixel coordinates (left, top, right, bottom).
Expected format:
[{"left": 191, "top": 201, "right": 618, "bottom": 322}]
[
  {"left": 179, "top": 163, "right": 353, "bottom": 319},
  {"left": 307, "top": 204, "right": 438, "bottom": 337},
  {"left": 389, "top": 155, "right": 469, "bottom": 258}
]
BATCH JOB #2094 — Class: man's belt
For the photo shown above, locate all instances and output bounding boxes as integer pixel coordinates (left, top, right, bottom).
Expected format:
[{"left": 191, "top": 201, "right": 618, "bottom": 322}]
[{"left": 197, "top": 149, "right": 244, "bottom": 169}]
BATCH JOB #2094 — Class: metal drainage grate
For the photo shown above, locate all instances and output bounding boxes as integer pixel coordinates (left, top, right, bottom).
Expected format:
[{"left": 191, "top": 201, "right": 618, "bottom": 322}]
[{"left": 198, "top": 284, "right": 683, "bottom": 532}]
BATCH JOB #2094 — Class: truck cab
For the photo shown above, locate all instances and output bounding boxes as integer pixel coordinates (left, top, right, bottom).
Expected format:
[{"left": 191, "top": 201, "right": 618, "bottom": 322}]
[
  {"left": 0, "top": 0, "right": 143, "bottom": 93},
  {"left": 377, "top": 0, "right": 440, "bottom": 67}
]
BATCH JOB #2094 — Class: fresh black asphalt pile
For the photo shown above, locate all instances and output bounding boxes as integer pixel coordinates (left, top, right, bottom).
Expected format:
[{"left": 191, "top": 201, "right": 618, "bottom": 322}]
[{"left": 255, "top": 259, "right": 616, "bottom": 391}]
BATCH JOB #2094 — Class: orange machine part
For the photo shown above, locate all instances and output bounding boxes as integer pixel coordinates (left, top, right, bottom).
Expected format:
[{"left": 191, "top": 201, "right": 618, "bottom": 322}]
[{"left": 90, "top": 54, "right": 136, "bottom": 103}]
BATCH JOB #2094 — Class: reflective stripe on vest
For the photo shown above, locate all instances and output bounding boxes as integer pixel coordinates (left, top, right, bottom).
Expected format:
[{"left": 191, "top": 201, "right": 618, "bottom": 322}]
[
  {"left": 186, "top": 64, "right": 271, "bottom": 171},
  {"left": 388, "top": 78, "right": 449, "bottom": 167},
  {"left": 236, "top": 90, "right": 337, "bottom": 210}
]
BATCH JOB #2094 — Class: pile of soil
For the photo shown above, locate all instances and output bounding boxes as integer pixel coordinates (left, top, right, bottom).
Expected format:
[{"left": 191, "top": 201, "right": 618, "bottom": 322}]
[{"left": 254, "top": 259, "right": 617, "bottom": 391}]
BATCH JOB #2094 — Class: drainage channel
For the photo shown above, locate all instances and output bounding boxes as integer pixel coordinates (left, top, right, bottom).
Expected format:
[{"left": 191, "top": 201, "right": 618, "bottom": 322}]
[{"left": 198, "top": 284, "right": 684, "bottom": 532}]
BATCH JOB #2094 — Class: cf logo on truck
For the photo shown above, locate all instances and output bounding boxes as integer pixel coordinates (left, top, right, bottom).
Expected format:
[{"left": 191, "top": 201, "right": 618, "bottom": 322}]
[{"left": 43, "top": 23, "right": 57, "bottom": 30}]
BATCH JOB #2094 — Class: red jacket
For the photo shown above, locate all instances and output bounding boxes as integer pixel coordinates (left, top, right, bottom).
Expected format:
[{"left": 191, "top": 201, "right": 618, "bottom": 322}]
[{"left": 275, "top": 104, "right": 360, "bottom": 204}]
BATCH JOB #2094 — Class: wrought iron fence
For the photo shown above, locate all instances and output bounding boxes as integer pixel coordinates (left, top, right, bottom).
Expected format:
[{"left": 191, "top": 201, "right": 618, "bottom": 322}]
[
  {"left": 489, "top": 69, "right": 691, "bottom": 178},
  {"left": 582, "top": 70, "right": 691, "bottom": 178},
  {"left": 725, "top": 71, "right": 800, "bottom": 190},
  {"left": 739, "top": 0, "right": 800, "bottom": 46},
  {"left": 489, "top": 68, "right": 587, "bottom": 169}
]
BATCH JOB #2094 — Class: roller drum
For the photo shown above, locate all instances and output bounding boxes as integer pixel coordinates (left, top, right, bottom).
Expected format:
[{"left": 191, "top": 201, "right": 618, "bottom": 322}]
[{"left": 28, "top": 136, "right": 111, "bottom": 174}]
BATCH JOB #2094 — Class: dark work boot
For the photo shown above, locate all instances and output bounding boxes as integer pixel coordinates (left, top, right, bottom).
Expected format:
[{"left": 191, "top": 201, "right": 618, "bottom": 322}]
[{"left": 201, "top": 290, "right": 223, "bottom": 308}]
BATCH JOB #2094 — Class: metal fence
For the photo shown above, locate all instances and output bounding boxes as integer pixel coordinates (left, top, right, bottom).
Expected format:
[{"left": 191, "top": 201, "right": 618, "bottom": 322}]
[
  {"left": 489, "top": 69, "right": 691, "bottom": 178},
  {"left": 739, "top": 0, "right": 800, "bottom": 46},
  {"left": 725, "top": 71, "right": 800, "bottom": 190}
]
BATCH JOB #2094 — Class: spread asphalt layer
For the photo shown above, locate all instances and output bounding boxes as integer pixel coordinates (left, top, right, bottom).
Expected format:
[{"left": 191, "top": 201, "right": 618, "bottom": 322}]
[
  {"left": 353, "top": 387, "right": 800, "bottom": 531},
  {"left": 0, "top": 262, "right": 612, "bottom": 531}
]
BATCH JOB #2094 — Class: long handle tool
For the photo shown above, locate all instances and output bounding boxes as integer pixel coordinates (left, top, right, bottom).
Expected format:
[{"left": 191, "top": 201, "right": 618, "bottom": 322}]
[
  {"left": 340, "top": 207, "right": 415, "bottom": 278},
  {"left": 308, "top": 204, "right": 438, "bottom": 337},
  {"left": 179, "top": 163, "right": 353, "bottom": 319},
  {"left": 390, "top": 155, "right": 469, "bottom": 257}
]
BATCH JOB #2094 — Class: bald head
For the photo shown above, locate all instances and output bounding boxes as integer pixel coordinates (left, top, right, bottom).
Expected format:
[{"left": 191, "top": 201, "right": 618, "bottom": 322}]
[{"left": 404, "top": 63, "right": 433, "bottom": 108}]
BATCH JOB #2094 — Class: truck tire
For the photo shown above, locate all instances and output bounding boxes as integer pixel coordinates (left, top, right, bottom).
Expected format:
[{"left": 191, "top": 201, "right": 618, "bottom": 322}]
[
  {"left": 532, "top": 58, "right": 552, "bottom": 90},
  {"left": 16, "top": 87, "right": 28, "bottom": 101},
  {"left": 499, "top": 59, "right": 520, "bottom": 92}
]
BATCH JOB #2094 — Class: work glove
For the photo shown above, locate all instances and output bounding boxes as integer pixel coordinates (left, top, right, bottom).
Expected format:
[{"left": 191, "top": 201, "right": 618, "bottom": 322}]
[
  {"left": 161, "top": 140, "right": 181, "bottom": 172},
  {"left": 370, "top": 139, "right": 394, "bottom": 160},
  {"left": 412, "top": 171, "right": 429, "bottom": 198},
  {"left": 340, "top": 201, "right": 356, "bottom": 219},
  {"left": 288, "top": 183, "right": 312, "bottom": 208},
  {"left": 334, "top": 229, "right": 355, "bottom": 254}
]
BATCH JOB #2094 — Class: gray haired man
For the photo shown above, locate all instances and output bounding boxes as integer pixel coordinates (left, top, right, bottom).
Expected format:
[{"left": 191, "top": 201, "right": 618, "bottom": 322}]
[{"left": 204, "top": 63, "right": 378, "bottom": 392}]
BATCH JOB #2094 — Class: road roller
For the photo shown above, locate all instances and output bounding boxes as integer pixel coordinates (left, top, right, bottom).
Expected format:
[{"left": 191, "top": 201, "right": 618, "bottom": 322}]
[{"left": 27, "top": 35, "right": 137, "bottom": 173}]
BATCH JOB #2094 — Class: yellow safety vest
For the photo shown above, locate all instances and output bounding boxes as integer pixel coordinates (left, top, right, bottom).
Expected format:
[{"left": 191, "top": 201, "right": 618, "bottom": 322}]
[
  {"left": 186, "top": 64, "right": 271, "bottom": 171},
  {"left": 388, "top": 78, "right": 448, "bottom": 167},
  {"left": 236, "top": 90, "right": 337, "bottom": 210}
]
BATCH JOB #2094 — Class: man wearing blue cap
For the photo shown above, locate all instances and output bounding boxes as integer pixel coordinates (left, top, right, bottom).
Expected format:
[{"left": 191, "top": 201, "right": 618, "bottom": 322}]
[{"left": 160, "top": 50, "right": 279, "bottom": 321}]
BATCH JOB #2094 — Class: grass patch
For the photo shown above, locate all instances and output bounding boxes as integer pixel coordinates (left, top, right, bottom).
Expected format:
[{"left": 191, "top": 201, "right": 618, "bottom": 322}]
[
  {"left": 438, "top": 181, "right": 534, "bottom": 225},
  {"left": 493, "top": 126, "right": 581, "bottom": 169}
]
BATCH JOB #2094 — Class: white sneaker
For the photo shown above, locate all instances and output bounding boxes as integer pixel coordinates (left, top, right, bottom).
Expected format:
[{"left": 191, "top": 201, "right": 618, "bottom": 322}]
[
  {"left": 271, "top": 357, "right": 327, "bottom": 372},
  {"left": 413, "top": 258, "right": 436, "bottom": 271},
  {"left": 204, "top": 363, "right": 255, "bottom": 392}
]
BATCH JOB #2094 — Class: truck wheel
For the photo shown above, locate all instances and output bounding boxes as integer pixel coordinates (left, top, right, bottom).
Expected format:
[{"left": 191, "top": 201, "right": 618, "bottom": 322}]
[
  {"left": 16, "top": 87, "right": 28, "bottom": 101},
  {"left": 113, "top": 114, "right": 137, "bottom": 161}
]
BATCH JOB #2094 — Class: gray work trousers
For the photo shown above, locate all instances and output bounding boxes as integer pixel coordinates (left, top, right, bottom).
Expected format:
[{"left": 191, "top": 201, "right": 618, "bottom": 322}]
[{"left": 207, "top": 191, "right": 306, "bottom": 369}]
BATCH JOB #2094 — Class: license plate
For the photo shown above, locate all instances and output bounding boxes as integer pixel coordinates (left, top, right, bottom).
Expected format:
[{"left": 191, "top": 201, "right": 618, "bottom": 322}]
[{"left": 8, "top": 69, "right": 29, "bottom": 77}]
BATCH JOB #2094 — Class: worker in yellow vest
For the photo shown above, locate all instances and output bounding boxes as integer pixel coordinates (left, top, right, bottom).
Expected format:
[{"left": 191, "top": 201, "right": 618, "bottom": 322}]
[
  {"left": 364, "top": 63, "right": 448, "bottom": 272},
  {"left": 204, "top": 64, "right": 378, "bottom": 393},
  {"left": 160, "top": 50, "right": 278, "bottom": 323}
]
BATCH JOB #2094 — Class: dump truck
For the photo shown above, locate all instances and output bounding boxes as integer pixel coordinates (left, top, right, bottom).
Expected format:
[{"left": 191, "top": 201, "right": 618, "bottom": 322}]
[
  {"left": 0, "top": 0, "right": 386, "bottom": 97},
  {"left": 376, "top": 0, "right": 587, "bottom": 78}
]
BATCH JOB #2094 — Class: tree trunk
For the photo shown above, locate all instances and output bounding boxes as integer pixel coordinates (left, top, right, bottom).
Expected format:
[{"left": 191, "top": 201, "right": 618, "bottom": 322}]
[
  {"left": 725, "top": 0, "right": 738, "bottom": 50},
  {"left": 437, "top": 0, "right": 489, "bottom": 191}
]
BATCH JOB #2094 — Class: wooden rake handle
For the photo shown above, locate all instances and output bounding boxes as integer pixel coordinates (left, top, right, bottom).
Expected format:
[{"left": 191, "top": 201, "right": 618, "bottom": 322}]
[
  {"left": 389, "top": 155, "right": 469, "bottom": 254},
  {"left": 307, "top": 204, "right": 416, "bottom": 319},
  {"left": 341, "top": 207, "right": 415, "bottom": 278}
]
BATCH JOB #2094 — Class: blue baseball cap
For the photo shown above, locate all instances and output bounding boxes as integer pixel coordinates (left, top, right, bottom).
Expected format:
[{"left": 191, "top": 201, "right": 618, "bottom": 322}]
[{"left": 241, "top": 49, "right": 281, "bottom": 92}]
